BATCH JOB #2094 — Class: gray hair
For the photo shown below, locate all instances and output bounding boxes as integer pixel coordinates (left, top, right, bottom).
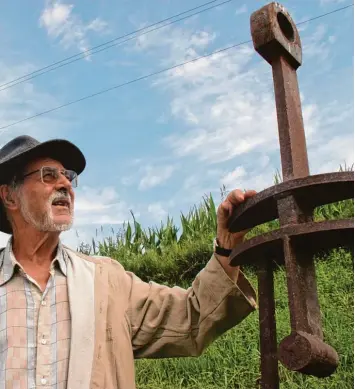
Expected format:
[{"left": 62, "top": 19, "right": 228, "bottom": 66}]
[
  {"left": 2, "top": 176, "right": 23, "bottom": 225},
  {"left": 7, "top": 175, "right": 23, "bottom": 197}
]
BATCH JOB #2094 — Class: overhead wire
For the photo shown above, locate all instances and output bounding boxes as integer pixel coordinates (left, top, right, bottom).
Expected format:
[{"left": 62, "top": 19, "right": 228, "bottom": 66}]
[
  {"left": 0, "top": 40, "right": 251, "bottom": 131},
  {"left": 0, "top": 0, "right": 232, "bottom": 92},
  {"left": 296, "top": 3, "right": 353, "bottom": 25},
  {"left": 0, "top": 3, "right": 352, "bottom": 132}
]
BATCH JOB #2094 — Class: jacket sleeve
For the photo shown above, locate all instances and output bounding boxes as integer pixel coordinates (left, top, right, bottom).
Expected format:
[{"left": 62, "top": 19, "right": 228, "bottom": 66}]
[{"left": 122, "top": 254, "right": 257, "bottom": 359}]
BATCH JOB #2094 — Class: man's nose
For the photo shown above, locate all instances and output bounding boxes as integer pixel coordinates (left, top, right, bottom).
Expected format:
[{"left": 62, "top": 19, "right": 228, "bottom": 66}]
[{"left": 55, "top": 173, "right": 73, "bottom": 193}]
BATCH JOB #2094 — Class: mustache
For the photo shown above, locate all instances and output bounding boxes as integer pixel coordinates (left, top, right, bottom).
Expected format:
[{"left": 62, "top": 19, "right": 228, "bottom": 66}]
[{"left": 48, "top": 191, "right": 72, "bottom": 207}]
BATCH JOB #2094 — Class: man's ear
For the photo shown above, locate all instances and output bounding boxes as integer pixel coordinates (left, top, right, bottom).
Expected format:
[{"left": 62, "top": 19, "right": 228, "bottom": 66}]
[{"left": 0, "top": 185, "right": 17, "bottom": 210}]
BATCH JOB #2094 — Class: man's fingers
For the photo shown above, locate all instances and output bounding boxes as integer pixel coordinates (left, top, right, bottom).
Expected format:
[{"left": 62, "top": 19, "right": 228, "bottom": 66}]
[
  {"left": 225, "top": 189, "right": 257, "bottom": 206},
  {"left": 219, "top": 189, "right": 257, "bottom": 212},
  {"left": 244, "top": 189, "right": 257, "bottom": 199},
  {"left": 216, "top": 189, "right": 257, "bottom": 246},
  {"left": 218, "top": 189, "right": 257, "bottom": 225},
  {"left": 225, "top": 189, "right": 245, "bottom": 206},
  {"left": 218, "top": 200, "right": 233, "bottom": 228}
]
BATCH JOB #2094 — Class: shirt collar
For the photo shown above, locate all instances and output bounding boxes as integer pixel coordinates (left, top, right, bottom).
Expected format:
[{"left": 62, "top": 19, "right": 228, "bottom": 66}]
[{"left": 0, "top": 238, "right": 68, "bottom": 286}]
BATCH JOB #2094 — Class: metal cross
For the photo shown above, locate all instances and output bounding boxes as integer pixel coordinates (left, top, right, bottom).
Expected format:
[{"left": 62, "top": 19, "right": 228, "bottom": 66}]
[{"left": 227, "top": 3, "right": 354, "bottom": 389}]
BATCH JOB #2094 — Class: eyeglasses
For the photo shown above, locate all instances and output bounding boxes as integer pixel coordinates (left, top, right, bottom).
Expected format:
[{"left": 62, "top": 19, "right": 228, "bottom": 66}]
[{"left": 20, "top": 166, "right": 78, "bottom": 188}]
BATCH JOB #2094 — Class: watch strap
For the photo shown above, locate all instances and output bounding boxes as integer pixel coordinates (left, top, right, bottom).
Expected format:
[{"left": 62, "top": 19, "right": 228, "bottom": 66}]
[{"left": 214, "top": 239, "right": 232, "bottom": 257}]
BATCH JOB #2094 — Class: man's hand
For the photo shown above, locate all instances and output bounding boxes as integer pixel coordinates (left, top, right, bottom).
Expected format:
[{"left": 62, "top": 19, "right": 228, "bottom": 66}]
[{"left": 215, "top": 189, "right": 257, "bottom": 282}]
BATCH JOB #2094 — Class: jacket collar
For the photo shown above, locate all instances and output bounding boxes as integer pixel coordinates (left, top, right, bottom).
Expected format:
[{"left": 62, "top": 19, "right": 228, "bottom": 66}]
[{"left": 0, "top": 238, "right": 68, "bottom": 286}]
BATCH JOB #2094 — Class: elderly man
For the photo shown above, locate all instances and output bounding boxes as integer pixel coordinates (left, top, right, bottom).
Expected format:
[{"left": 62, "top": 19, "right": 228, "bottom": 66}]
[{"left": 0, "top": 135, "right": 257, "bottom": 389}]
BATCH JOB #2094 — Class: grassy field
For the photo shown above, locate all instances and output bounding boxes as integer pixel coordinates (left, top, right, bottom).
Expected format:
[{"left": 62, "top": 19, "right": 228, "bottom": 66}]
[
  {"left": 133, "top": 248, "right": 353, "bottom": 389},
  {"left": 82, "top": 175, "right": 354, "bottom": 389}
]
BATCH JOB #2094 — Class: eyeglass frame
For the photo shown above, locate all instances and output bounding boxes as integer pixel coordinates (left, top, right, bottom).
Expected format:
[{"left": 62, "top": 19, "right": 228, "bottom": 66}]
[{"left": 17, "top": 166, "right": 78, "bottom": 188}]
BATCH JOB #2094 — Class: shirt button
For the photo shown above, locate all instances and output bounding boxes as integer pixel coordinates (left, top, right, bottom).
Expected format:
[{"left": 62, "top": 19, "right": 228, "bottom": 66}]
[
  {"left": 41, "top": 300, "right": 46, "bottom": 306},
  {"left": 41, "top": 339, "right": 47, "bottom": 345},
  {"left": 41, "top": 378, "right": 47, "bottom": 385}
]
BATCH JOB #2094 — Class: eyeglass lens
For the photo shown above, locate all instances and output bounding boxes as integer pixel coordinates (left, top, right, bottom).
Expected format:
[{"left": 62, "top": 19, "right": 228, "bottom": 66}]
[{"left": 41, "top": 167, "right": 78, "bottom": 188}]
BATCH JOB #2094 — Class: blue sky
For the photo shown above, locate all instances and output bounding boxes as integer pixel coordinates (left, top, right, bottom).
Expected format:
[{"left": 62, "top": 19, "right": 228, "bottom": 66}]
[{"left": 0, "top": 0, "right": 353, "bottom": 248}]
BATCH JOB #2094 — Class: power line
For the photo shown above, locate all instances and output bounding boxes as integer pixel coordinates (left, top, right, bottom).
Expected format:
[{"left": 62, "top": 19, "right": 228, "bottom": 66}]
[
  {"left": 296, "top": 3, "right": 353, "bottom": 25},
  {"left": 0, "top": 41, "right": 251, "bottom": 131},
  {"left": 0, "top": 4, "right": 352, "bottom": 132},
  {"left": 1, "top": 2, "right": 352, "bottom": 94},
  {"left": 0, "top": 0, "right": 232, "bottom": 92}
]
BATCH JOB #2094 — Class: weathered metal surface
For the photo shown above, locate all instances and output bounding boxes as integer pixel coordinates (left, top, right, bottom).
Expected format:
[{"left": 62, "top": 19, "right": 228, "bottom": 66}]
[
  {"left": 228, "top": 3, "right": 354, "bottom": 388},
  {"left": 272, "top": 56, "right": 309, "bottom": 180},
  {"left": 230, "top": 219, "right": 354, "bottom": 266},
  {"left": 229, "top": 172, "right": 354, "bottom": 233},
  {"left": 250, "top": 2, "right": 302, "bottom": 69},
  {"left": 278, "top": 331, "right": 339, "bottom": 377},
  {"left": 257, "top": 262, "right": 279, "bottom": 389}
]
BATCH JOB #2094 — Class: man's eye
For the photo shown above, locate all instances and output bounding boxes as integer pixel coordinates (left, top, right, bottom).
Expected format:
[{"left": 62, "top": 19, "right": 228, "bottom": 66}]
[{"left": 43, "top": 170, "right": 57, "bottom": 181}]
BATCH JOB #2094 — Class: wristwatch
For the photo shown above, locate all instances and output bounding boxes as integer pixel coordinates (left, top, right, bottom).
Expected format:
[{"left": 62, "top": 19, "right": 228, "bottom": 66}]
[{"left": 213, "top": 238, "right": 233, "bottom": 257}]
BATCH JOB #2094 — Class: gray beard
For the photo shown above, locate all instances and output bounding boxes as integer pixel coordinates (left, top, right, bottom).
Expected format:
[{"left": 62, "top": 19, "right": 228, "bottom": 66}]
[{"left": 19, "top": 191, "right": 74, "bottom": 232}]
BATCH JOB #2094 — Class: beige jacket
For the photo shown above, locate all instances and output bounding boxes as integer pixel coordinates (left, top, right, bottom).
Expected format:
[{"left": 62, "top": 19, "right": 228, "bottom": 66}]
[{"left": 63, "top": 247, "right": 257, "bottom": 389}]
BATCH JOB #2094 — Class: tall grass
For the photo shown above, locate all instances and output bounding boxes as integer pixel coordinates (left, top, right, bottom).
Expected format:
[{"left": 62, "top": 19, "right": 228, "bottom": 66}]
[
  {"left": 133, "top": 249, "right": 353, "bottom": 389},
  {"left": 80, "top": 169, "right": 354, "bottom": 388}
]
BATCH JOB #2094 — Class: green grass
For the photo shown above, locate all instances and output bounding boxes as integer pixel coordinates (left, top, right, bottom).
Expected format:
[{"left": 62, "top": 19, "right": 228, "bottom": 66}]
[
  {"left": 133, "top": 249, "right": 353, "bottom": 389},
  {"left": 80, "top": 168, "right": 354, "bottom": 389}
]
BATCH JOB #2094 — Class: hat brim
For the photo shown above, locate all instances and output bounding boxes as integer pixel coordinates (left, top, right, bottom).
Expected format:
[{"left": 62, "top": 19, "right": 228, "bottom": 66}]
[
  {"left": 0, "top": 139, "right": 86, "bottom": 234},
  {"left": 0, "top": 139, "right": 86, "bottom": 184}
]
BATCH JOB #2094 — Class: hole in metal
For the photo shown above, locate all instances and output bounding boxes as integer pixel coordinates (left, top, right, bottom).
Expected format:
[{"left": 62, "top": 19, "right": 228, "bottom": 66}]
[{"left": 277, "top": 12, "right": 294, "bottom": 41}]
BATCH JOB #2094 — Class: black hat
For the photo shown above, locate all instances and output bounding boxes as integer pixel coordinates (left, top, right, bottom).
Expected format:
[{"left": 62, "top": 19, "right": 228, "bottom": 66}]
[{"left": 0, "top": 135, "right": 86, "bottom": 234}]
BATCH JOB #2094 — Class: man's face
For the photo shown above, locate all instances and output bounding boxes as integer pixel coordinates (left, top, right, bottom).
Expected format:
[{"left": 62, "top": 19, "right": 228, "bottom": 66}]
[{"left": 15, "top": 158, "right": 75, "bottom": 232}]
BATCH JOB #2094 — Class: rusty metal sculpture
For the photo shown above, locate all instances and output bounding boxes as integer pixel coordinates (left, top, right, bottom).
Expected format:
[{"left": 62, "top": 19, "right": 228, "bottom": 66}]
[{"left": 228, "top": 3, "right": 354, "bottom": 389}]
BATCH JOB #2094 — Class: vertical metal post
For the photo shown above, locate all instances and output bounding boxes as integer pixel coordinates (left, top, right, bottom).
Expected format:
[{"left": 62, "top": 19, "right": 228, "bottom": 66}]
[
  {"left": 249, "top": 3, "right": 339, "bottom": 385},
  {"left": 257, "top": 262, "right": 279, "bottom": 389}
]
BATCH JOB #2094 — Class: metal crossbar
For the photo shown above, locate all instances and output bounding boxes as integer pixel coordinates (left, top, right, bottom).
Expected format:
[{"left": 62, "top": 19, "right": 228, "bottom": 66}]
[{"left": 228, "top": 3, "right": 354, "bottom": 388}]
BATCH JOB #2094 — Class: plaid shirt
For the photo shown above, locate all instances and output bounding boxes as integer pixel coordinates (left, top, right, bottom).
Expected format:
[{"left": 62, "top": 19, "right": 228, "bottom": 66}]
[{"left": 0, "top": 239, "right": 71, "bottom": 389}]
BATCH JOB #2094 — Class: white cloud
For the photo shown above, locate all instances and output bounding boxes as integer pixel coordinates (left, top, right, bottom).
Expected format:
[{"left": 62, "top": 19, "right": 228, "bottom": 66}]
[
  {"left": 236, "top": 168, "right": 275, "bottom": 193},
  {"left": 309, "top": 133, "right": 354, "bottom": 174},
  {"left": 328, "top": 35, "right": 336, "bottom": 44},
  {"left": 60, "top": 228, "right": 84, "bottom": 250},
  {"left": 0, "top": 60, "right": 73, "bottom": 142},
  {"left": 160, "top": 45, "right": 280, "bottom": 164},
  {"left": 147, "top": 202, "right": 168, "bottom": 222},
  {"left": 74, "top": 186, "right": 131, "bottom": 225},
  {"left": 134, "top": 25, "right": 216, "bottom": 66},
  {"left": 235, "top": 5, "right": 247, "bottom": 15},
  {"left": 220, "top": 166, "right": 246, "bottom": 188},
  {"left": 86, "top": 18, "right": 108, "bottom": 33},
  {"left": 39, "top": 1, "right": 108, "bottom": 55},
  {"left": 183, "top": 175, "right": 198, "bottom": 191},
  {"left": 303, "top": 24, "right": 334, "bottom": 62},
  {"left": 121, "top": 176, "right": 135, "bottom": 186},
  {"left": 137, "top": 21, "right": 350, "bottom": 177},
  {"left": 130, "top": 20, "right": 353, "bottom": 208},
  {"left": 139, "top": 164, "right": 176, "bottom": 190},
  {"left": 40, "top": 2, "right": 72, "bottom": 31},
  {"left": 218, "top": 153, "right": 276, "bottom": 193}
]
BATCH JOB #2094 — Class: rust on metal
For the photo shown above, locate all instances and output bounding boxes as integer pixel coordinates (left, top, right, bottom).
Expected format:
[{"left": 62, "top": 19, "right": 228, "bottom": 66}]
[
  {"left": 228, "top": 172, "right": 354, "bottom": 232},
  {"left": 250, "top": 2, "right": 302, "bottom": 69},
  {"left": 278, "top": 331, "right": 339, "bottom": 377},
  {"left": 230, "top": 219, "right": 353, "bottom": 266},
  {"left": 257, "top": 262, "right": 279, "bottom": 389},
  {"left": 281, "top": 236, "right": 323, "bottom": 339},
  {"left": 227, "top": 2, "right": 354, "bottom": 388},
  {"left": 251, "top": 2, "right": 308, "bottom": 181}
]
